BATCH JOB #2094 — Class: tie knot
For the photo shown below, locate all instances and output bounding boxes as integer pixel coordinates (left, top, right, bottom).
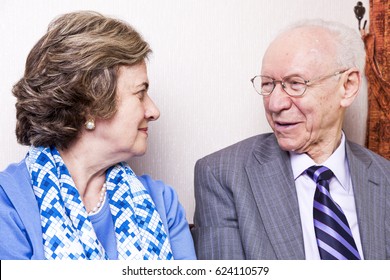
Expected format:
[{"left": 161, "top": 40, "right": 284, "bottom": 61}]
[{"left": 306, "top": 165, "right": 333, "bottom": 183}]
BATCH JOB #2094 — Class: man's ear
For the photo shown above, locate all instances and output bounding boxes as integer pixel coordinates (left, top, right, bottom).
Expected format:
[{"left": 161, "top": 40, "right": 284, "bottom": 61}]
[{"left": 340, "top": 67, "right": 361, "bottom": 108}]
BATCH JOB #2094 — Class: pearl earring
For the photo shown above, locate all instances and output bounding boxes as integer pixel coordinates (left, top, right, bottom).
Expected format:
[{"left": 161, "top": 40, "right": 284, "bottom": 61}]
[{"left": 85, "top": 119, "right": 95, "bottom": 130}]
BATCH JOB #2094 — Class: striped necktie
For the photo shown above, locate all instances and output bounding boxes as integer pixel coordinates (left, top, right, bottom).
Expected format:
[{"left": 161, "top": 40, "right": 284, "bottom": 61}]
[{"left": 306, "top": 165, "right": 361, "bottom": 260}]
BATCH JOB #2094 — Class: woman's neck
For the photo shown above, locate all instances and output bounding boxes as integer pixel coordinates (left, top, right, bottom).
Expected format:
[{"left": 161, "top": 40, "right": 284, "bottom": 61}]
[{"left": 57, "top": 139, "right": 112, "bottom": 210}]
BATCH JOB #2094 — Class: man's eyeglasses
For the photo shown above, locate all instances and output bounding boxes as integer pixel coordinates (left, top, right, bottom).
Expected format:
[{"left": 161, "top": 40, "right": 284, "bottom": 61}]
[{"left": 250, "top": 69, "right": 348, "bottom": 97}]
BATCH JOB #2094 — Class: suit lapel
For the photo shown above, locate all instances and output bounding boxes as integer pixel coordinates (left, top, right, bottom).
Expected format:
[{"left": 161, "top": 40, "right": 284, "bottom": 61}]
[
  {"left": 245, "top": 135, "right": 305, "bottom": 259},
  {"left": 347, "top": 142, "right": 386, "bottom": 259}
]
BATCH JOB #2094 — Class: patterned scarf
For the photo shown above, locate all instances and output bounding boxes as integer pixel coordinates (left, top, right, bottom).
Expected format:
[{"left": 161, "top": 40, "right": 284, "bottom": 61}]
[{"left": 26, "top": 146, "right": 173, "bottom": 260}]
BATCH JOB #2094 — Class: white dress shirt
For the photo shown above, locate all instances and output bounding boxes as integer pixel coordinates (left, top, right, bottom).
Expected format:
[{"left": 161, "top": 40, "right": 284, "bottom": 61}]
[{"left": 289, "top": 133, "right": 364, "bottom": 259}]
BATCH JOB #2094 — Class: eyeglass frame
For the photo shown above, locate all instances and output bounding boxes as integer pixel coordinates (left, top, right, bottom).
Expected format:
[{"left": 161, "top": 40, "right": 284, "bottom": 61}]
[{"left": 250, "top": 69, "right": 349, "bottom": 97}]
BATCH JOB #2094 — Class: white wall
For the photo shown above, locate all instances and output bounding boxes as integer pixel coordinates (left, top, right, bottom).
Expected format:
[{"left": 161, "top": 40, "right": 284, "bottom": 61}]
[{"left": 0, "top": 0, "right": 369, "bottom": 222}]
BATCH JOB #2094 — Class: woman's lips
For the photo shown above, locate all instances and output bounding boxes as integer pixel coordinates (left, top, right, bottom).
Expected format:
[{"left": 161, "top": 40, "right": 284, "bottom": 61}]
[{"left": 138, "top": 127, "right": 148, "bottom": 135}]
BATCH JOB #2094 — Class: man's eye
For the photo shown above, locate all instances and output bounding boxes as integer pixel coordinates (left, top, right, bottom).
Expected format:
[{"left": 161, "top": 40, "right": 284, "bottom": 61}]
[
  {"left": 286, "top": 78, "right": 305, "bottom": 89},
  {"left": 261, "top": 81, "right": 274, "bottom": 89}
]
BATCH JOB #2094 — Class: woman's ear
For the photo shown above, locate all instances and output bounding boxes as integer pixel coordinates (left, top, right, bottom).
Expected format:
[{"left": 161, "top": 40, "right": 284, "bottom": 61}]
[{"left": 340, "top": 67, "right": 361, "bottom": 108}]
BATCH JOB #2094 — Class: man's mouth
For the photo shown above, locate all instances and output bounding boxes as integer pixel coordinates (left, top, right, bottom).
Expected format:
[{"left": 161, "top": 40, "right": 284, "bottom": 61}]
[
  {"left": 275, "top": 121, "right": 296, "bottom": 126},
  {"left": 274, "top": 121, "right": 299, "bottom": 130}
]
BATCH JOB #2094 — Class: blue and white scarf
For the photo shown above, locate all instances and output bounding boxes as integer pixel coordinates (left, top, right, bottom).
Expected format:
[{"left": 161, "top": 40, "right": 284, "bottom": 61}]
[{"left": 26, "top": 146, "right": 173, "bottom": 260}]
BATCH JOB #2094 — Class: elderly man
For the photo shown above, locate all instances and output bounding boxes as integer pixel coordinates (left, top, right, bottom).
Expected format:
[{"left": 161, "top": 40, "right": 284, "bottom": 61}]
[{"left": 192, "top": 19, "right": 390, "bottom": 260}]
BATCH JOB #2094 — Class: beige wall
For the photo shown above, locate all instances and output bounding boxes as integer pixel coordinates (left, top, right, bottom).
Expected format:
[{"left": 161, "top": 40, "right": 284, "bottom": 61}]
[{"left": 0, "top": 0, "right": 369, "bottom": 222}]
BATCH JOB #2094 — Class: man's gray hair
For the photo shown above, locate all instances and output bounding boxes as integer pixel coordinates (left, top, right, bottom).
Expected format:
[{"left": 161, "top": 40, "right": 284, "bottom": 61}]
[{"left": 282, "top": 19, "right": 366, "bottom": 72}]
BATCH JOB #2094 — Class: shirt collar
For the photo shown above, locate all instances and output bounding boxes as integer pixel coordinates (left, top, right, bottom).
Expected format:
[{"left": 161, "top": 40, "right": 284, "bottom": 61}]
[{"left": 289, "top": 132, "right": 350, "bottom": 192}]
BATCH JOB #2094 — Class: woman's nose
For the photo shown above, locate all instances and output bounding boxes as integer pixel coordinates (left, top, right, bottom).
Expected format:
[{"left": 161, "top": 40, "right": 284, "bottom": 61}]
[{"left": 145, "top": 95, "right": 160, "bottom": 121}]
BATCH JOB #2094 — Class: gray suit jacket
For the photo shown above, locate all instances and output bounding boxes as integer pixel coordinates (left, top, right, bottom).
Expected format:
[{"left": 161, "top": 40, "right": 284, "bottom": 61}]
[{"left": 192, "top": 133, "right": 390, "bottom": 259}]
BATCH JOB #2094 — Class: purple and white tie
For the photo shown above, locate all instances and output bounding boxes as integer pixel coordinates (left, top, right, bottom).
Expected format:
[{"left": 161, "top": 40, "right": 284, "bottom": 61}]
[{"left": 306, "top": 165, "right": 361, "bottom": 260}]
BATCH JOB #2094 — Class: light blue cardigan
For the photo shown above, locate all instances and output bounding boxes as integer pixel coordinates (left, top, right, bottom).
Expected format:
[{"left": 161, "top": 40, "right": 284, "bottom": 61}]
[{"left": 0, "top": 160, "right": 196, "bottom": 260}]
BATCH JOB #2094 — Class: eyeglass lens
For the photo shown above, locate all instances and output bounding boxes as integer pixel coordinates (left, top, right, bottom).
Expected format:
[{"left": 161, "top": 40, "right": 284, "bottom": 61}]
[{"left": 252, "top": 76, "right": 307, "bottom": 96}]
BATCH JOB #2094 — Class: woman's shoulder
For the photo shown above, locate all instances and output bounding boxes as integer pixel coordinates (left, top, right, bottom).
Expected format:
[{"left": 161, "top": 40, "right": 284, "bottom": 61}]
[
  {"left": 0, "top": 160, "right": 30, "bottom": 190},
  {"left": 137, "top": 174, "right": 178, "bottom": 204},
  {"left": 0, "top": 159, "right": 44, "bottom": 259},
  {"left": 1, "top": 160, "right": 32, "bottom": 207},
  {"left": 137, "top": 174, "right": 196, "bottom": 260},
  {"left": 0, "top": 159, "right": 39, "bottom": 218},
  {"left": 136, "top": 174, "right": 183, "bottom": 225}
]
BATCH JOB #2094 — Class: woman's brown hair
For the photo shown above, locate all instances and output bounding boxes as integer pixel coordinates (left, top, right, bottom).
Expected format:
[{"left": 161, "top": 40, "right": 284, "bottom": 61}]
[{"left": 13, "top": 11, "right": 151, "bottom": 149}]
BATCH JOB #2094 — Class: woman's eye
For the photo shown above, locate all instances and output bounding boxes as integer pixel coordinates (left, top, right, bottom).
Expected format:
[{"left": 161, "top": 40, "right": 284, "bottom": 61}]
[{"left": 137, "top": 91, "right": 146, "bottom": 100}]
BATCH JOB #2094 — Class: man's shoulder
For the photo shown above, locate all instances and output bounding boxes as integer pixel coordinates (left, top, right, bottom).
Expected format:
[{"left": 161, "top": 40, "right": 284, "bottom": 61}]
[
  {"left": 348, "top": 142, "right": 390, "bottom": 176},
  {"left": 347, "top": 141, "right": 390, "bottom": 166},
  {"left": 197, "top": 133, "right": 277, "bottom": 165}
]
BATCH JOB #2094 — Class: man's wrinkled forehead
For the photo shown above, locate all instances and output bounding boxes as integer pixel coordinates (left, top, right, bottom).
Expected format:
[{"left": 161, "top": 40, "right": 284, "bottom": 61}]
[
  {"left": 271, "top": 26, "right": 334, "bottom": 53},
  {"left": 261, "top": 26, "right": 336, "bottom": 73}
]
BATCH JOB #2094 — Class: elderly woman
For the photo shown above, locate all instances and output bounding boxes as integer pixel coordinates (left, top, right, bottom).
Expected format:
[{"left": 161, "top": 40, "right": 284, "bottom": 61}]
[{"left": 0, "top": 11, "right": 196, "bottom": 260}]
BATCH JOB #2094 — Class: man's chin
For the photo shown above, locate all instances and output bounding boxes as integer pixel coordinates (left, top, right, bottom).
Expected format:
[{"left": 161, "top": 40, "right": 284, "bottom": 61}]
[{"left": 276, "top": 138, "right": 304, "bottom": 153}]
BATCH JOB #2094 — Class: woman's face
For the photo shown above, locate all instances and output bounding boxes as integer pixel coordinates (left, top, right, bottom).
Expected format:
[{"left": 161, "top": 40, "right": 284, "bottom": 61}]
[{"left": 94, "top": 62, "right": 160, "bottom": 161}]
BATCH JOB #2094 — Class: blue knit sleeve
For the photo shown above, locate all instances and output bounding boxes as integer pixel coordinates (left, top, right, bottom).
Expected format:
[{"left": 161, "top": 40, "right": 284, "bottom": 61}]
[
  {"left": 0, "top": 161, "right": 45, "bottom": 259},
  {"left": 0, "top": 181, "right": 33, "bottom": 259}
]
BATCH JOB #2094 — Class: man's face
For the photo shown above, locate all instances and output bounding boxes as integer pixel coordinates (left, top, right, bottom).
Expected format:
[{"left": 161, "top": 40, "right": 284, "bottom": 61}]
[{"left": 261, "top": 27, "right": 346, "bottom": 157}]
